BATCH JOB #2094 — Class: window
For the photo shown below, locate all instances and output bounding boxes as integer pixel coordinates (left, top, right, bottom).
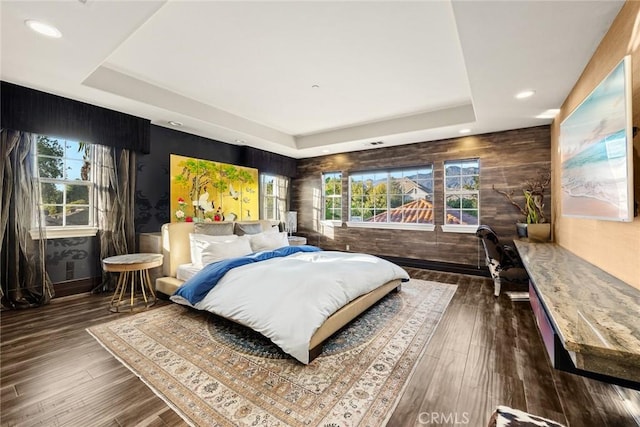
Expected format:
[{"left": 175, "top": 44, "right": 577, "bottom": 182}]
[
  {"left": 260, "top": 173, "right": 289, "bottom": 221},
  {"left": 322, "top": 172, "right": 342, "bottom": 221},
  {"left": 443, "top": 159, "right": 480, "bottom": 232},
  {"left": 348, "top": 166, "right": 434, "bottom": 229},
  {"left": 34, "top": 136, "right": 94, "bottom": 230}
]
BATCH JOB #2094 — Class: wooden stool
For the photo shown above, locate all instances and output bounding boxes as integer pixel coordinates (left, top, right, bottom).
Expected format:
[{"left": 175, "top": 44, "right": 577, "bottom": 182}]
[{"left": 102, "top": 253, "right": 163, "bottom": 312}]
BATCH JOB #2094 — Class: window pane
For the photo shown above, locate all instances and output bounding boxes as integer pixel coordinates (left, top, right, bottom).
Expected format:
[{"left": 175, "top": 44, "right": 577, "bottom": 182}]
[
  {"left": 462, "top": 209, "right": 479, "bottom": 225},
  {"left": 461, "top": 194, "right": 478, "bottom": 209},
  {"left": 38, "top": 157, "right": 64, "bottom": 178},
  {"left": 446, "top": 176, "right": 461, "bottom": 190},
  {"left": 37, "top": 136, "right": 64, "bottom": 157},
  {"left": 66, "top": 184, "right": 89, "bottom": 204},
  {"left": 66, "top": 205, "right": 90, "bottom": 226},
  {"left": 43, "top": 205, "right": 63, "bottom": 226},
  {"left": 462, "top": 176, "right": 479, "bottom": 190},
  {"left": 66, "top": 159, "right": 88, "bottom": 181},
  {"left": 461, "top": 161, "right": 479, "bottom": 175},
  {"left": 390, "top": 194, "right": 403, "bottom": 208},
  {"left": 446, "top": 209, "right": 461, "bottom": 224},
  {"left": 41, "top": 183, "right": 64, "bottom": 204},
  {"left": 417, "top": 209, "right": 433, "bottom": 224},
  {"left": 446, "top": 194, "right": 461, "bottom": 209},
  {"left": 445, "top": 163, "right": 461, "bottom": 176},
  {"left": 65, "top": 140, "right": 85, "bottom": 161}
]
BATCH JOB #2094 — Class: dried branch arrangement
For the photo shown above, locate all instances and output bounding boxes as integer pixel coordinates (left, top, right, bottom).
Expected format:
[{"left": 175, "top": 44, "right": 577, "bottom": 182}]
[{"left": 493, "top": 171, "right": 551, "bottom": 224}]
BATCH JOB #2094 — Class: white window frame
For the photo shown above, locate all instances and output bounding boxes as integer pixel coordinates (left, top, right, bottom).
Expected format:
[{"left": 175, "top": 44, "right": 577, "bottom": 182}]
[
  {"left": 31, "top": 136, "right": 97, "bottom": 239},
  {"left": 260, "top": 173, "right": 288, "bottom": 221},
  {"left": 346, "top": 166, "right": 435, "bottom": 231},
  {"left": 442, "top": 158, "right": 480, "bottom": 233},
  {"left": 322, "top": 172, "right": 343, "bottom": 226}
]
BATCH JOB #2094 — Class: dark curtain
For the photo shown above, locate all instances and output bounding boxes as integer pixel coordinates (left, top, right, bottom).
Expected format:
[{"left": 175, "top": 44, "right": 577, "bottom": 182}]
[
  {"left": 0, "top": 81, "right": 150, "bottom": 154},
  {"left": 1, "top": 129, "right": 54, "bottom": 308}
]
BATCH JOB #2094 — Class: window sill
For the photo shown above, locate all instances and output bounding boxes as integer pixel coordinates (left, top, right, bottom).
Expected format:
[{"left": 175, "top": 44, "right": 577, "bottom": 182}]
[
  {"left": 346, "top": 222, "right": 435, "bottom": 232},
  {"left": 30, "top": 227, "right": 98, "bottom": 240},
  {"left": 441, "top": 225, "right": 478, "bottom": 234}
]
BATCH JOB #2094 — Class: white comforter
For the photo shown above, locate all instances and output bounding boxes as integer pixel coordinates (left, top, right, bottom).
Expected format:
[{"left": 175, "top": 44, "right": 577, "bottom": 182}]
[{"left": 172, "top": 250, "right": 409, "bottom": 363}]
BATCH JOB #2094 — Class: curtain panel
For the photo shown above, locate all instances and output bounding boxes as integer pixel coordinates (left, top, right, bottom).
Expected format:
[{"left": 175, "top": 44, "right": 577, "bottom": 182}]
[
  {"left": 0, "top": 129, "right": 54, "bottom": 308},
  {"left": 94, "top": 145, "right": 137, "bottom": 288},
  {"left": 0, "top": 81, "right": 151, "bottom": 154},
  {"left": 276, "top": 175, "right": 290, "bottom": 223}
]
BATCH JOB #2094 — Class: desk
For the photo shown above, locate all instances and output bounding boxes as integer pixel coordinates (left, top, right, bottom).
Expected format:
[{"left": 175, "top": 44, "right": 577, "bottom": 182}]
[
  {"left": 102, "top": 253, "right": 163, "bottom": 312},
  {"left": 514, "top": 241, "right": 640, "bottom": 388}
]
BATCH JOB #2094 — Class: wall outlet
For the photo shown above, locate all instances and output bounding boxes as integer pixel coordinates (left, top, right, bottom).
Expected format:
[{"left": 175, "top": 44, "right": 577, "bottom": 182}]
[{"left": 346, "top": 244, "right": 350, "bottom": 251}]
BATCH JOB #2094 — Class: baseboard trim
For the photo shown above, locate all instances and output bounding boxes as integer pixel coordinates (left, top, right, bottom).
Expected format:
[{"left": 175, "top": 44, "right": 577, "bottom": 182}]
[
  {"left": 53, "top": 277, "right": 101, "bottom": 298},
  {"left": 378, "top": 255, "right": 490, "bottom": 277}
]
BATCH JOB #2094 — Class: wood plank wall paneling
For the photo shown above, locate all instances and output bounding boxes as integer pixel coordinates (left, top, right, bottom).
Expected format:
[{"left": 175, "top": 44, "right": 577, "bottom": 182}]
[
  {"left": 551, "top": 1, "right": 640, "bottom": 290},
  {"left": 292, "top": 126, "right": 551, "bottom": 267}
]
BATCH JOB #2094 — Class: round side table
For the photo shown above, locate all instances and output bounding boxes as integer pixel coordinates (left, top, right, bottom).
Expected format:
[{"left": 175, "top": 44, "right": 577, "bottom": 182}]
[
  {"left": 287, "top": 235, "right": 307, "bottom": 246},
  {"left": 102, "top": 253, "right": 163, "bottom": 312}
]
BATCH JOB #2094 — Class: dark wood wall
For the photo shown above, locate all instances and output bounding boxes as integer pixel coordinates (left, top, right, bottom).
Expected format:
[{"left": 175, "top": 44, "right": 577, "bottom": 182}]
[
  {"left": 135, "top": 125, "right": 297, "bottom": 233},
  {"left": 291, "top": 125, "right": 551, "bottom": 267}
]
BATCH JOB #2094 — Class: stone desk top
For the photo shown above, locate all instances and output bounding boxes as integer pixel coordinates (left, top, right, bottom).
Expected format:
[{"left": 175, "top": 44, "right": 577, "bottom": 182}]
[{"left": 514, "top": 241, "right": 640, "bottom": 384}]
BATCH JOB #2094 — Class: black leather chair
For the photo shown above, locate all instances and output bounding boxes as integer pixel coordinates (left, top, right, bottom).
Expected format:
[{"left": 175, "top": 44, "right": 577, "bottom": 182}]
[{"left": 475, "top": 225, "right": 529, "bottom": 296}]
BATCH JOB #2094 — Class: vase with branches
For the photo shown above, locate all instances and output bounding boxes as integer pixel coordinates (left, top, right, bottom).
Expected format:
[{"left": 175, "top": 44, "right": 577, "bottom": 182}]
[{"left": 493, "top": 171, "right": 551, "bottom": 224}]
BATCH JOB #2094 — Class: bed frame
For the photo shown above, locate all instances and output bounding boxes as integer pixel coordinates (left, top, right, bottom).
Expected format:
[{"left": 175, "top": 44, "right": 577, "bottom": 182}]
[{"left": 155, "top": 221, "right": 402, "bottom": 362}]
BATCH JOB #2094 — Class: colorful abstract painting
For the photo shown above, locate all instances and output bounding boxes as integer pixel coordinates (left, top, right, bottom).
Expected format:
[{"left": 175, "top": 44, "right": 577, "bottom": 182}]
[
  {"left": 170, "top": 154, "right": 259, "bottom": 223},
  {"left": 560, "top": 56, "right": 633, "bottom": 222}
]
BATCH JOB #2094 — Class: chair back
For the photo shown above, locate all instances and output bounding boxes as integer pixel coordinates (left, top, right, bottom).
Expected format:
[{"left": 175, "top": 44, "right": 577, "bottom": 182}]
[{"left": 476, "top": 225, "right": 505, "bottom": 264}]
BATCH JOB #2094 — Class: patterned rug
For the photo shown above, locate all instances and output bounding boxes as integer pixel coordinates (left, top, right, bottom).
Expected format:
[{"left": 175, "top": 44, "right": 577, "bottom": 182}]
[{"left": 88, "top": 279, "right": 456, "bottom": 427}]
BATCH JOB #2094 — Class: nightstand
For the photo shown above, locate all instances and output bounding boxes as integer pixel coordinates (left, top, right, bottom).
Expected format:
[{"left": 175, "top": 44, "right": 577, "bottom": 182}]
[{"left": 287, "top": 236, "right": 307, "bottom": 246}]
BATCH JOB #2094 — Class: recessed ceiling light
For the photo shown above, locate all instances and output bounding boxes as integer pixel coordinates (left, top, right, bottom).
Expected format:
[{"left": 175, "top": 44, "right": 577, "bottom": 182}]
[
  {"left": 321, "top": 149, "right": 330, "bottom": 153},
  {"left": 515, "top": 90, "right": 536, "bottom": 99},
  {"left": 536, "top": 109, "right": 560, "bottom": 119},
  {"left": 234, "top": 139, "right": 246, "bottom": 144},
  {"left": 168, "top": 120, "right": 183, "bottom": 127},
  {"left": 311, "top": 84, "right": 320, "bottom": 89},
  {"left": 25, "top": 20, "right": 62, "bottom": 38},
  {"left": 459, "top": 129, "right": 471, "bottom": 134}
]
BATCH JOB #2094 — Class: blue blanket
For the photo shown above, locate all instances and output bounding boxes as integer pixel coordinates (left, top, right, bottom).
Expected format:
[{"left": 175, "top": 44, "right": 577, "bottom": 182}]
[{"left": 173, "top": 245, "right": 322, "bottom": 305}]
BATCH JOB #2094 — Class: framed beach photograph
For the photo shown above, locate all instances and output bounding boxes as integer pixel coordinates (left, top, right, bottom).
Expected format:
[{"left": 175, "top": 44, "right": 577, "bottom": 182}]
[{"left": 560, "top": 55, "right": 634, "bottom": 222}]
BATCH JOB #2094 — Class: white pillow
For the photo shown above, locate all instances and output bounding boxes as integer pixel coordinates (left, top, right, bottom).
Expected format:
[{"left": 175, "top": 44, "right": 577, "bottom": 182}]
[
  {"left": 189, "top": 233, "right": 238, "bottom": 267},
  {"left": 248, "top": 231, "right": 290, "bottom": 252},
  {"left": 201, "top": 238, "right": 253, "bottom": 266}
]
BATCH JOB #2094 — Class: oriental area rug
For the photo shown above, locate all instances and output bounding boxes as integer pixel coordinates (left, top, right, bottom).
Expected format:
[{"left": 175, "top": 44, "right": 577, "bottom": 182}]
[{"left": 87, "top": 279, "right": 456, "bottom": 427}]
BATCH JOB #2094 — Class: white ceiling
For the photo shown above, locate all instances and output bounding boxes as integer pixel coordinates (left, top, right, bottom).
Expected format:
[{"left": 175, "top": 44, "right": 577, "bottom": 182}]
[{"left": 0, "top": 1, "right": 624, "bottom": 159}]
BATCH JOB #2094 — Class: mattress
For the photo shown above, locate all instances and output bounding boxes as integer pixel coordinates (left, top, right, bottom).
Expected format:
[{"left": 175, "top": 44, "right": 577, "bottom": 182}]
[{"left": 176, "top": 263, "right": 201, "bottom": 282}]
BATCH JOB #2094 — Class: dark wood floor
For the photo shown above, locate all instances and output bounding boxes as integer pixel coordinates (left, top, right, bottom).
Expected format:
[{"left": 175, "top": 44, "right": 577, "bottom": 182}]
[{"left": 1, "top": 269, "right": 638, "bottom": 426}]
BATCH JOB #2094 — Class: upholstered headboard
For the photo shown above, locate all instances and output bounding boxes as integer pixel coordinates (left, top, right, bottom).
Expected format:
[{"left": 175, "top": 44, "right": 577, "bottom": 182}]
[{"left": 156, "top": 220, "right": 279, "bottom": 296}]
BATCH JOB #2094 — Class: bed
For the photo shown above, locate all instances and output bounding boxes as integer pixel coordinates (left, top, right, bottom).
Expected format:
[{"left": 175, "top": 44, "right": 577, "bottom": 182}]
[{"left": 155, "top": 221, "right": 409, "bottom": 363}]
